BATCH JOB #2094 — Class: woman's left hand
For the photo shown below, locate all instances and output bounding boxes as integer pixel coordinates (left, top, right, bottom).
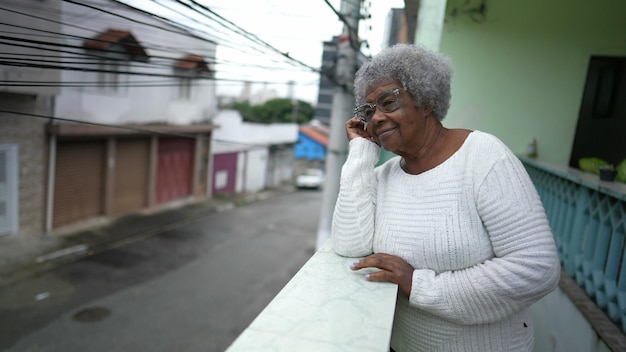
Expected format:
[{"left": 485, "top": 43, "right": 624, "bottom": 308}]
[{"left": 350, "top": 253, "right": 414, "bottom": 298}]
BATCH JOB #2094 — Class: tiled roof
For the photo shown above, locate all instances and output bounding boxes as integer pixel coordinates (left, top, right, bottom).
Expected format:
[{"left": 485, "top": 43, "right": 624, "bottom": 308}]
[
  {"left": 299, "top": 125, "right": 329, "bottom": 147},
  {"left": 175, "top": 54, "right": 211, "bottom": 73},
  {"left": 84, "top": 29, "right": 149, "bottom": 62}
]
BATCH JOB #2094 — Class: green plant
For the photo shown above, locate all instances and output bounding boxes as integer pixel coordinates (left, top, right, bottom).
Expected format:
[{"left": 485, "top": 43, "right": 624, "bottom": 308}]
[
  {"left": 578, "top": 157, "right": 610, "bottom": 175},
  {"left": 616, "top": 159, "right": 626, "bottom": 183}
]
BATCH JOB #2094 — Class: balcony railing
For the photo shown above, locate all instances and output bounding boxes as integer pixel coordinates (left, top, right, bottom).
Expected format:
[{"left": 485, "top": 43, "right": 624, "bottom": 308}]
[{"left": 520, "top": 156, "right": 626, "bottom": 333}]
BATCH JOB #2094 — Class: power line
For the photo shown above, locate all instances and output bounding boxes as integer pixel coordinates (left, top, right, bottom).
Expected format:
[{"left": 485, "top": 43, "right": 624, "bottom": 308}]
[
  {"left": 0, "top": 21, "right": 217, "bottom": 65},
  {"left": 7, "top": 0, "right": 328, "bottom": 80},
  {"left": 61, "top": 0, "right": 217, "bottom": 46},
  {"left": 176, "top": 0, "right": 334, "bottom": 77},
  {"left": 0, "top": 59, "right": 214, "bottom": 80},
  {"left": 68, "top": 0, "right": 307, "bottom": 70},
  {"left": 0, "top": 31, "right": 216, "bottom": 68},
  {"left": 1, "top": 0, "right": 342, "bottom": 95},
  {"left": 0, "top": 4, "right": 196, "bottom": 53},
  {"left": 0, "top": 34, "right": 316, "bottom": 75},
  {"left": 0, "top": 108, "right": 272, "bottom": 148},
  {"left": 143, "top": 0, "right": 276, "bottom": 60},
  {"left": 0, "top": 4, "right": 220, "bottom": 58},
  {"left": 0, "top": 74, "right": 313, "bottom": 87}
]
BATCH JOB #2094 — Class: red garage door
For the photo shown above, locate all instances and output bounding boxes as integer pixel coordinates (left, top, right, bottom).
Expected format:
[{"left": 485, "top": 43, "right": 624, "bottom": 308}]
[{"left": 156, "top": 138, "right": 194, "bottom": 203}]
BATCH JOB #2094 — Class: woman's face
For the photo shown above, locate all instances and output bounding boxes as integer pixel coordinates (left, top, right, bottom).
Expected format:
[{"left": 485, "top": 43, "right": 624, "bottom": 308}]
[{"left": 364, "top": 80, "right": 430, "bottom": 155}]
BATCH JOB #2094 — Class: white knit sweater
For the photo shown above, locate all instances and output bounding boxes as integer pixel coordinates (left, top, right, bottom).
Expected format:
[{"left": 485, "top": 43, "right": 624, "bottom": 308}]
[{"left": 332, "top": 131, "right": 560, "bottom": 352}]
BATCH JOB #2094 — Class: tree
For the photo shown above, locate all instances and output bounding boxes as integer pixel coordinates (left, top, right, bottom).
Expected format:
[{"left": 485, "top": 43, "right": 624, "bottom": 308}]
[
  {"left": 224, "top": 98, "right": 314, "bottom": 124},
  {"left": 226, "top": 101, "right": 256, "bottom": 122}
]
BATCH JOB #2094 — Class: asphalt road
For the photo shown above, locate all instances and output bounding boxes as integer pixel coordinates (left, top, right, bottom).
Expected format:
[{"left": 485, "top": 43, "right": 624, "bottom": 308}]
[{"left": 0, "top": 189, "right": 321, "bottom": 352}]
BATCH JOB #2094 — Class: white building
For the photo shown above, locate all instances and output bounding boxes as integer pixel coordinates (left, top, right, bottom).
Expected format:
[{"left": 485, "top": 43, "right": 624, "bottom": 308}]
[{"left": 211, "top": 110, "right": 297, "bottom": 195}]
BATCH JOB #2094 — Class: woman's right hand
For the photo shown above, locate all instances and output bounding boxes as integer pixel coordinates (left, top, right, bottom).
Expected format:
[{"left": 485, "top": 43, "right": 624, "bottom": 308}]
[{"left": 346, "top": 116, "right": 377, "bottom": 144}]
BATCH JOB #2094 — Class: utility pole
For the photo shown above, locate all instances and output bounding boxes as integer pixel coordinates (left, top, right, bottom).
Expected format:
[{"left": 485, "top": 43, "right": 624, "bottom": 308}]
[{"left": 316, "top": 0, "right": 361, "bottom": 249}]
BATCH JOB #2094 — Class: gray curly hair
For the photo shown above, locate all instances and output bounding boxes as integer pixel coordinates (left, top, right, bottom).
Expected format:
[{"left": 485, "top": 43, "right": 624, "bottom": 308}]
[{"left": 354, "top": 44, "right": 453, "bottom": 121}]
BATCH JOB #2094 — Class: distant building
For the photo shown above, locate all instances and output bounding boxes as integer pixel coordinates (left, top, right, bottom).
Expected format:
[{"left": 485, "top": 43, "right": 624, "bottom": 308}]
[
  {"left": 211, "top": 110, "right": 298, "bottom": 195},
  {"left": 312, "top": 37, "right": 340, "bottom": 126},
  {"left": 294, "top": 121, "right": 329, "bottom": 175}
]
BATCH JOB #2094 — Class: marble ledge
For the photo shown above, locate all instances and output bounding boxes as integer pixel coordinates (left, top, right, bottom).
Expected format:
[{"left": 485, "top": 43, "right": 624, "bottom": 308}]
[{"left": 226, "top": 240, "right": 398, "bottom": 352}]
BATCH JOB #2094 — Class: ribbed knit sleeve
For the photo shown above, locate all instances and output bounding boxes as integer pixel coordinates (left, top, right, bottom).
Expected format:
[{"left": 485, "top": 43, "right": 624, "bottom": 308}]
[
  {"left": 331, "top": 137, "right": 381, "bottom": 257},
  {"left": 407, "top": 140, "right": 560, "bottom": 325}
]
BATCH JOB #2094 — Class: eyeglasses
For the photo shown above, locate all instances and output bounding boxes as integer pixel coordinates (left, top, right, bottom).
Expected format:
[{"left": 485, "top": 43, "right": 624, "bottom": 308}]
[{"left": 353, "top": 88, "right": 402, "bottom": 128}]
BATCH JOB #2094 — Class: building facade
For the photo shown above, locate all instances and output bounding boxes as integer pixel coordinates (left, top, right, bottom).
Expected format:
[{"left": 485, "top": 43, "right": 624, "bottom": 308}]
[{"left": 0, "top": 0, "right": 218, "bottom": 237}]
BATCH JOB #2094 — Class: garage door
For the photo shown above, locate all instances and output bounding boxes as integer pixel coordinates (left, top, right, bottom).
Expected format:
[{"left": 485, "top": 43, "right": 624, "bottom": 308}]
[
  {"left": 156, "top": 138, "right": 194, "bottom": 203},
  {"left": 113, "top": 138, "right": 150, "bottom": 216},
  {"left": 54, "top": 140, "right": 105, "bottom": 227}
]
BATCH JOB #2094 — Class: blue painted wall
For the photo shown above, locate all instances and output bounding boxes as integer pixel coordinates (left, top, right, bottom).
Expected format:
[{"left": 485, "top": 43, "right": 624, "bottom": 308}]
[{"left": 294, "top": 133, "right": 326, "bottom": 160}]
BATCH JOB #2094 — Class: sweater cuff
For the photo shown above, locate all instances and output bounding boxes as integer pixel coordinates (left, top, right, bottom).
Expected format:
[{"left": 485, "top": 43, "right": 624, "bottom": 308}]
[
  {"left": 409, "top": 269, "right": 440, "bottom": 308},
  {"left": 347, "top": 137, "right": 380, "bottom": 166}
]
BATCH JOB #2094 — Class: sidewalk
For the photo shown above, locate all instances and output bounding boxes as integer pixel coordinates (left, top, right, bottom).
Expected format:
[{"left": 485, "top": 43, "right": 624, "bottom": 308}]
[{"left": 0, "top": 185, "right": 295, "bottom": 287}]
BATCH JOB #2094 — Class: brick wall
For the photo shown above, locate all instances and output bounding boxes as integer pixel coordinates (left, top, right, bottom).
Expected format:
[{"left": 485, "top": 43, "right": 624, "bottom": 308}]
[{"left": 0, "top": 92, "right": 50, "bottom": 237}]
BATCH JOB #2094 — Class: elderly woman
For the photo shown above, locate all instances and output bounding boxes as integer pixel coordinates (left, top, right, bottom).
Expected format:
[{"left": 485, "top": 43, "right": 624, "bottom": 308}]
[{"left": 331, "top": 44, "right": 560, "bottom": 352}]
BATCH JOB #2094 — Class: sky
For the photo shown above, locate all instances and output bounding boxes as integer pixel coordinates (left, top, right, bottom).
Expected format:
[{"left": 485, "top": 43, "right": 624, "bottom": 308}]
[{"left": 122, "top": 0, "right": 405, "bottom": 104}]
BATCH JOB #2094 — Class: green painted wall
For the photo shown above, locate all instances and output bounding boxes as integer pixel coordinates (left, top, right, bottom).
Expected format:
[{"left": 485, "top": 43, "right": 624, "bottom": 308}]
[{"left": 438, "top": 0, "right": 626, "bottom": 165}]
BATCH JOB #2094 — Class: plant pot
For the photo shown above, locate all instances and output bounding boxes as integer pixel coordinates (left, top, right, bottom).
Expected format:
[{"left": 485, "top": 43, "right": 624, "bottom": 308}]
[{"left": 599, "top": 168, "right": 617, "bottom": 182}]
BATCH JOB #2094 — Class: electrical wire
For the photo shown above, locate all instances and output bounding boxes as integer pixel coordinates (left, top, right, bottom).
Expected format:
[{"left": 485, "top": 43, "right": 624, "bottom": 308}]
[
  {"left": 0, "top": 36, "right": 197, "bottom": 71},
  {"left": 1, "top": 1, "right": 332, "bottom": 83},
  {"left": 1, "top": 0, "right": 350, "bottom": 93},
  {"left": 174, "top": 0, "right": 334, "bottom": 77},
  {"left": 76, "top": 0, "right": 318, "bottom": 72},
  {"left": 61, "top": 0, "right": 218, "bottom": 46},
  {"left": 0, "top": 4, "right": 219, "bottom": 58},
  {"left": 0, "top": 108, "right": 276, "bottom": 148},
  {"left": 0, "top": 35, "right": 304, "bottom": 79},
  {"left": 0, "top": 21, "right": 218, "bottom": 65},
  {"left": 0, "top": 74, "right": 314, "bottom": 87},
  {"left": 145, "top": 0, "right": 273, "bottom": 59}
]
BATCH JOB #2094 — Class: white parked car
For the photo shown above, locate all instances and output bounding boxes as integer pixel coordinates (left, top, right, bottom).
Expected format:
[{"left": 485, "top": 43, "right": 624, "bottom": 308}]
[{"left": 296, "top": 168, "right": 325, "bottom": 189}]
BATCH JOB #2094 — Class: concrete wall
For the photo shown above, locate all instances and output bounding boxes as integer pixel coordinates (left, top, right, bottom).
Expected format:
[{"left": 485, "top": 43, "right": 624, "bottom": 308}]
[
  {"left": 438, "top": 0, "right": 626, "bottom": 165},
  {"left": 268, "top": 146, "right": 295, "bottom": 187},
  {"left": 213, "top": 110, "right": 298, "bottom": 146},
  {"left": 241, "top": 148, "right": 268, "bottom": 193}
]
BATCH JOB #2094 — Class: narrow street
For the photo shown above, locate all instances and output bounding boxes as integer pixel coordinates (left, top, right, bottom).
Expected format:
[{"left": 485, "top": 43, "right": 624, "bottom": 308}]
[{"left": 0, "top": 190, "right": 321, "bottom": 352}]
